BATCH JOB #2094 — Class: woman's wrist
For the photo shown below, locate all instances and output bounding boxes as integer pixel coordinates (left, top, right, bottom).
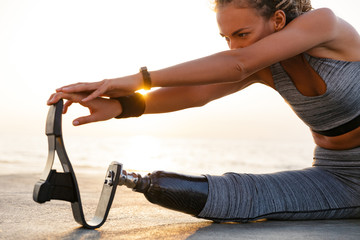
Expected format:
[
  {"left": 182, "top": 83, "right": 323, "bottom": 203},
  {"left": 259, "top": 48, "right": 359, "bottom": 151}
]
[
  {"left": 139, "top": 67, "right": 152, "bottom": 90},
  {"left": 111, "top": 93, "right": 146, "bottom": 119},
  {"left": 111, "top": 98, "right": 123, "bottom": 118}
]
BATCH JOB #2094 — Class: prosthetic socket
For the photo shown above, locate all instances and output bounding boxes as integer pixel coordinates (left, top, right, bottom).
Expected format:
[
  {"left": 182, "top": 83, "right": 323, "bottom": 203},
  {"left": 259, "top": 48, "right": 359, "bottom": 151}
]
[{"left": 119, "top": 170, "right": 209, "bottom": 216}]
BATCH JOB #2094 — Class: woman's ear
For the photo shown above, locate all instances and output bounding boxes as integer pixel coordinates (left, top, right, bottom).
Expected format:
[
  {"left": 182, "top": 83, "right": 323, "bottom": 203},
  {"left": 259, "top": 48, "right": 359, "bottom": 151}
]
[{"left": 272, "top": 10, "right": 286, "bottom": 31}]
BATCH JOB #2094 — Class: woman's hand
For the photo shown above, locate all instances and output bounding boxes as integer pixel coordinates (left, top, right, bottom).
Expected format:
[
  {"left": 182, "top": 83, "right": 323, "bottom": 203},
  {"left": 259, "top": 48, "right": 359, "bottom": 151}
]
[
  {"left": 54, "top": 74, "right": 143, "bottom": 103},
  {"left": 47, "top": 92, "right": 122, "bottom": 126}
]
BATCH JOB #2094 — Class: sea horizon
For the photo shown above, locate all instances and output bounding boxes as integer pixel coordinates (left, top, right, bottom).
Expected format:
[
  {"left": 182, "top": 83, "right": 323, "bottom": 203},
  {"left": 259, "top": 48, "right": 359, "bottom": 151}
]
[{"left": 0, "top": 132, "right": 315, "bottom": 178}]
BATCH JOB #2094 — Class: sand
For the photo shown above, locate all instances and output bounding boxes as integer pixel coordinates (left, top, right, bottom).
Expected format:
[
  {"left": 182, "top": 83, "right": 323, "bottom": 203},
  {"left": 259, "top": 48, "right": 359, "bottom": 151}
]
[{"left": 1, "top": 172, "right": 360, "bottom": 240}]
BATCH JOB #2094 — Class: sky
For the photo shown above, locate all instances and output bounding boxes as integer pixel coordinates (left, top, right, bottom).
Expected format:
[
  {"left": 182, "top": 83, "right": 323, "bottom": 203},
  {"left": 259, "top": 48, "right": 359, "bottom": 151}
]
[{"left": 0, "top": 0, "right": 359, "bottom": 141}]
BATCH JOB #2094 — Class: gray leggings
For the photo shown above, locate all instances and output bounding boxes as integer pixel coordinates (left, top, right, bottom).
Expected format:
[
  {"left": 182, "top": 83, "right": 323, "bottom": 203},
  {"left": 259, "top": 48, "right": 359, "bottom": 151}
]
[{"left": 197, "top": 146, "right": 360, "bottom": 222}]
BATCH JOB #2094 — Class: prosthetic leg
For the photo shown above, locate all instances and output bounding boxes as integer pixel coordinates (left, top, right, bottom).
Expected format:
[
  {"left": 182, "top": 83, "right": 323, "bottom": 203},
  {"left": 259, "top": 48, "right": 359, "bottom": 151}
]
[
  {"left": 33, "top": 100, "right": 208, "bottom": 229},
  {"left": 119, "top": 170, "right": 208, "bottom": 216},
  {"left": 33, "top": 100, "right": 122, "bottom": 229}
]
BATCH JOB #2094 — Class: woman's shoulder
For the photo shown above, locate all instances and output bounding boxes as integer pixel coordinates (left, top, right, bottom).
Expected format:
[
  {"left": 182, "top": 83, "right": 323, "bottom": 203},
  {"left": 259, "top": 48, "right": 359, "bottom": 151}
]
[
  {"left": 290, "top": 8, "right": 337, "bottom": 34},
  {"left": 309, "top": 7, "right": 336, "bottom": 17},
  {"left": 297, "top": 8, "right": 360, "bottom": 61},
  {"left": 301, "top": 7, "right": 337, "bottom": 20},
  {"left": 239, "top": 7, "right": 359, "bottom": 75}
]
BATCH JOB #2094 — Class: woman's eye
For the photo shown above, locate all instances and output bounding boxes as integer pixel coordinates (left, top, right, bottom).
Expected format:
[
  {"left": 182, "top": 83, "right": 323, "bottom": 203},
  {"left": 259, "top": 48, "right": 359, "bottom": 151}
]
[{"left": 238, "top": 33, "right": 249, "bottom": 38}]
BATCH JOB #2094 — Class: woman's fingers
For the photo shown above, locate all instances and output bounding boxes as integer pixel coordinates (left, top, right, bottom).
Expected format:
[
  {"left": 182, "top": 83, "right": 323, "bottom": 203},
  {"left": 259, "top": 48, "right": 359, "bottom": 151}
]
[
  {"left": 72, "top": 115, "right": 96, "bottom": 126},
  {"left": 47, "top": 92, "right": 62, "bottom": 105},
  {"left": 63, "top": 100, "right": 73, "bottom": 114},
  {"left": 56, "top": 81, "right": 102, "bottom": 93},
  {"left": 46, "top": 92, "right": 95, "bottom": 126},
  {"left": 81, "top": 81, "right": 109, "bottom": 102},
  {"left": 52, "top": 76, "right": 139, "bottom": 102},
  {"left": 56, "top": 82, "right": 85, "bottom": 92},
  {"left": 46, "top": 91, "right": 123, "bottom": 126},
  {"left": 47, "top": 92, "right": 86, "bottom": 105},
  {"left": 54, "top": 80, "right": 111, "bottom": 102},
  {"left": 47, "top": 93, "right": 57, "bottom": 105}
]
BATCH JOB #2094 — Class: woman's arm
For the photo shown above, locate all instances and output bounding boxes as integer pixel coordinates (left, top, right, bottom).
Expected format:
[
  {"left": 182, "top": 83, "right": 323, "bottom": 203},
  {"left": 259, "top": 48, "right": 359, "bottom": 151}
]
[
  {"left": 57, "top": 8, "right": 347, "bottom": 103},
  {"left": 47, "top": 77, "right": 255, "bottom": 125},
  {"left": 144, "top": 78, "right": 254, "bottom": 114},
  {"left": 150, "top": 9, "right": 348, "bottom": 88}
]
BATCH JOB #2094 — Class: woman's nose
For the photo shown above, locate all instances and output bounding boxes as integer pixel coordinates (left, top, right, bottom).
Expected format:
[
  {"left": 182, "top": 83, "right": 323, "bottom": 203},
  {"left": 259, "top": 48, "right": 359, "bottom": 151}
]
[{"left": 228, "top": 40, "right": 242, "bottom": 50}]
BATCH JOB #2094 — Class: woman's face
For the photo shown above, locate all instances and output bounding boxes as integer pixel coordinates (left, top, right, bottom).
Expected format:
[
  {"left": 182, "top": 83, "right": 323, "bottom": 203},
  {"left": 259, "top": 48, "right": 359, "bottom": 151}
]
[{"left": 217, "top": 5, "right": 276, "bottom": 49}]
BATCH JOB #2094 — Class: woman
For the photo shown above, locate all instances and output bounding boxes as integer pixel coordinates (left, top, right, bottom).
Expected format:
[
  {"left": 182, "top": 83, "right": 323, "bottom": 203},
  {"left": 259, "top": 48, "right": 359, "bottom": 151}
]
[{"left": 48, "top": 0, "right": 360, "bottom": 222}]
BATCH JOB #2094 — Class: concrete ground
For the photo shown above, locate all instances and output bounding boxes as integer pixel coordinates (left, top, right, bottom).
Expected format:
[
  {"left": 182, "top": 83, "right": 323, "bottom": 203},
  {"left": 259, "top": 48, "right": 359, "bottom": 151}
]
[{"left": 1, "top": 173, "right": 360, "bottom": 240}]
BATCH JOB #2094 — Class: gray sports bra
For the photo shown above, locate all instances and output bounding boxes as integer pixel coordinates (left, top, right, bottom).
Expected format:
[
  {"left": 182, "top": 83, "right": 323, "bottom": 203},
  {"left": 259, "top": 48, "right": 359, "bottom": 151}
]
[{"left": 270, "top": 53, "right": 360, "bottom": 136}]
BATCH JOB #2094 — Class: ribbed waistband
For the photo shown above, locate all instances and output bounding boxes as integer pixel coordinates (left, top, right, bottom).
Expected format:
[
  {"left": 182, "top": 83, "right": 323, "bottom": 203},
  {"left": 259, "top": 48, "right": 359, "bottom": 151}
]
[
  {"left": 313, "top": 146, "right": 360, "bottom": 180},
  {"left": 314, "top": 146, "right": 360, "bottom": 163}
]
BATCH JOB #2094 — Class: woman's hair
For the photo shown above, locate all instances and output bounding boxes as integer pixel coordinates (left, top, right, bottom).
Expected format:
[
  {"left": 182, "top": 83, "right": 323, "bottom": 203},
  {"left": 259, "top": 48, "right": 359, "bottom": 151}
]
[{"left": 214, "top": 0, "right": 312, "bottom": 24}]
